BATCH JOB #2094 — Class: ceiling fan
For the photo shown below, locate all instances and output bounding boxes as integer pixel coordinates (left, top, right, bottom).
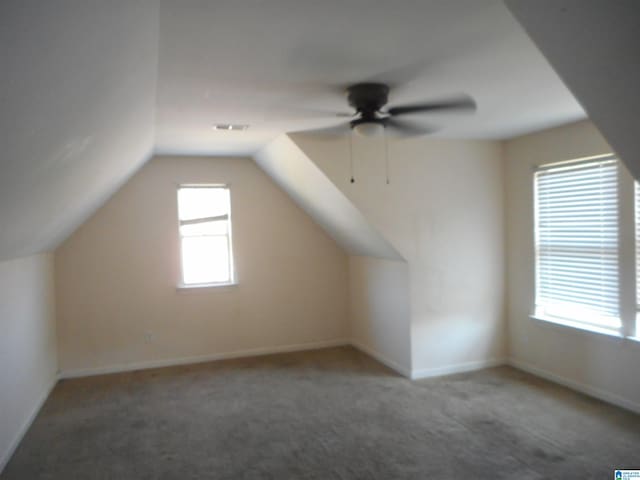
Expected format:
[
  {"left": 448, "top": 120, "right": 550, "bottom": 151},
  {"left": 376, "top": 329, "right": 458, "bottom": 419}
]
[
  {"left": 285, "top": 75, "right": 477, "bottom": 183},
  {"left": 302, "top": 82, "right": 476, "bottom": 137}
]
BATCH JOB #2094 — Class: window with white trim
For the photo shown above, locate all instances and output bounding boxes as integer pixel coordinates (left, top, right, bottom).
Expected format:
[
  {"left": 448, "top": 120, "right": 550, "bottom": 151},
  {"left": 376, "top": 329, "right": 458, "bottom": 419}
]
[
  {"left": 534, "top": 156, "right": 621, "bottom": 334},
  {"left": 636, "top": 181, "right": 640, "bottom": 334},
  {"left": 177, "top": 186, "right": 234, "bottom": 286}
]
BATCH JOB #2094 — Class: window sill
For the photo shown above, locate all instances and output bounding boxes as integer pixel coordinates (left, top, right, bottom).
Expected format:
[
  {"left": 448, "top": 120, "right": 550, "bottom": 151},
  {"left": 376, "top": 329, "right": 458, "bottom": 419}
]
[
  {"left": 529, "top": 314, "right": 623, "bottom": 339},
  {"left": 176, "top": 282, "right": 238, "bottom": 293}
]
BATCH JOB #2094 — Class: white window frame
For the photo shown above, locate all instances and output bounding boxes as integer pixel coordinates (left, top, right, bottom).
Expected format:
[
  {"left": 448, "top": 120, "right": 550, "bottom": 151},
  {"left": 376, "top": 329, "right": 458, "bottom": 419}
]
[
  {"left": 532, "top": 154, "right": 627, "bottom": 337},
  {"left": 617, "top": 164, "right": 636, "bottom": 340},
  {"left": 176, "top": 184, "right": 236, "bottom": 289},
  {"left": 633, "top": 181, "right": 640, "bottom": 338}
]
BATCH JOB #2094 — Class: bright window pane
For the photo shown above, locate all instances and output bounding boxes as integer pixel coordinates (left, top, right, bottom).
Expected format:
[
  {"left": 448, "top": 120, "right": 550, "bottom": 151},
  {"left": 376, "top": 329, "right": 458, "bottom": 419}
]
[
  {"left": 179, "top": 220, "right": 228, "bottom": 237},
  {"left": 181, "top": 236, "right": 230, "bottom": 284},
  {"left": 177, "top": 186, "right": 233, "bottom": 286},
  {"left": 178, "top": 187, "right": 229, "bottom": 221}
]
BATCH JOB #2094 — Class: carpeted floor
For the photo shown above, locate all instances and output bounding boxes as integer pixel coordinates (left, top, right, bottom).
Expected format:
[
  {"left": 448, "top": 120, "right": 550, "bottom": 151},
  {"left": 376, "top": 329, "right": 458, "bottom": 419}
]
[{"left": 2, "top": 346, "right": 639, "bottom": 479}]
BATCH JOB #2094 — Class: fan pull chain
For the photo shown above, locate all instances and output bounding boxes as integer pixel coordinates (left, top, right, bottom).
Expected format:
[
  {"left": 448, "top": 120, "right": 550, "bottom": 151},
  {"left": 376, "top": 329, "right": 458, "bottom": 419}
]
[
  {"left": 349, "top": 131, "right": 355, "bottom": 184},
  {"left": 384, "top": 131, "right": 390, "bottom": 185}
]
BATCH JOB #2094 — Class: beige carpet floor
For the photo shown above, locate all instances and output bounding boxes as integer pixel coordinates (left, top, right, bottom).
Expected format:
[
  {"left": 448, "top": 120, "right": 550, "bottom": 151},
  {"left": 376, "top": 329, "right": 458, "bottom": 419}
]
[{"left": 2, "top": 346, "right": 639, "bottom": 479}]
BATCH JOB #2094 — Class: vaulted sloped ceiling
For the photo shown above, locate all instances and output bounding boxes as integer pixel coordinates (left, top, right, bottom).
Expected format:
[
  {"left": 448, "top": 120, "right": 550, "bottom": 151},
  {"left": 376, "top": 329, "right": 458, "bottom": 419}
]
[
  {"left": 505, "top": 0, "right": 640, "bottom": 181},
  {"left": 4, "top": 0, "right": 629, "bottom": 264},
  {"left": 255, "top": 135, "right": 403, "bottom": 260},
  {"left": 0, "top": 0, "right": 159, "bottom": 262}
]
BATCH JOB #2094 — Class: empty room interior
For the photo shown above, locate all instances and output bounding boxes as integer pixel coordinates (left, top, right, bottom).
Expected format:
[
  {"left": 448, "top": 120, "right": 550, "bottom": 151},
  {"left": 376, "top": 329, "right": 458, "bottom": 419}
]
[{"left": 2, "top": 1, "right": 640, "bottom": 478}]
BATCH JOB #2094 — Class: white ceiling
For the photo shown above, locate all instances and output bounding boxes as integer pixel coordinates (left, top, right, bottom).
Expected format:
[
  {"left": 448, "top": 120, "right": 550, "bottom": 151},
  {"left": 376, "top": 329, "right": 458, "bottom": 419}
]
[
  {"left": 2, "top": 0, "right": 602, "bottom": 263},
  {"left": 0, "top": 0, "right": 158, "bottom": 262},
  {"left": 154, "top": 0, "right": 585, "bottom": 156}
]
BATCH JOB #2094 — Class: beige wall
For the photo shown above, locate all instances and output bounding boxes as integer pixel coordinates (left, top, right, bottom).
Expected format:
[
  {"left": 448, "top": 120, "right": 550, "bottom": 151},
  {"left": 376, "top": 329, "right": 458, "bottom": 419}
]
[
  {"left": 55, "top": 156, "right": 349, "bottom": 376},
  {"left": 254, "top": 135, "right": 411, "bottom": 374},
  {"left": 505, "top": 119, "right": 640, "bottom": 412},
  {"left": 292, "top": 134, "right": 506, "bottom": 377},
  {"left": 0, "top": 254, "right": 57, "bottom": 472}
]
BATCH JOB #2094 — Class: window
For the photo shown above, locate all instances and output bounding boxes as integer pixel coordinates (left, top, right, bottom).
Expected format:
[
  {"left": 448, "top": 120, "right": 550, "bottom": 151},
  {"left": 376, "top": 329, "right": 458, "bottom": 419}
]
[
  {"left": 177, "top": 186, "right": 234, "bottom": 286},
  {"left": 636, "top": 182, "right": 640, "bottom": 333},
  {"left": 534, "top": 156, "right": 621, "bottom": 333}
]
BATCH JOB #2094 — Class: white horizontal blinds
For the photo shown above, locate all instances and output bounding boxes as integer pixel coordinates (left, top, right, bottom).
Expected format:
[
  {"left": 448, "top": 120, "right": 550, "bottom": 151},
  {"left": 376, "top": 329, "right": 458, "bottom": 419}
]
[
  {"left": 534, "top": 156, "right": 621, "bottom": 331},
  {"left": 178, "top": 186, "right": 232, "bottom": 285}
]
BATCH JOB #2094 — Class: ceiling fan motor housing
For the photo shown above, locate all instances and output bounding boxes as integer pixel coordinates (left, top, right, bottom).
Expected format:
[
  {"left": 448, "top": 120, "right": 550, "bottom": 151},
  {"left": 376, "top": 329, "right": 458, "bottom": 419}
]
[
  {"left": 346, "top": 83, "right": 390, "bottom": 118},
  {"left": 342, "top": 81, "right": 474, "bottom": 135}
]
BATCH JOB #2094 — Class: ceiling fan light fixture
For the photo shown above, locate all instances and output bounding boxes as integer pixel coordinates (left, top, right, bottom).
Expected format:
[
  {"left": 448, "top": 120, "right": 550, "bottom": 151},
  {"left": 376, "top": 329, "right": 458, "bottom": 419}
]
[{"left": 353, "top": 121, "right": 384, "bottom": 137}]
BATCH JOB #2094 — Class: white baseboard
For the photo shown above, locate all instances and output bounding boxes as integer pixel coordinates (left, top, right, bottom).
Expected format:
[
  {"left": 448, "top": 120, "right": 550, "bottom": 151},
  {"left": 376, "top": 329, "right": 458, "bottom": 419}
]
[
  {"left": 59, "top": 338, "right": 350, "bottom": 379},
  {"left": 0, "top": 375, "right": 58, "bottom": 474},
  {"left": 410, "top": 358, "right": 506, "bottom": 380},
  {"left": 350, "top": 341, "right": 412, "bottom": 378},
  {"left": 348, "top": 342, "right": 506, "bottom": 380},
  {"left": 508, "top": 358, "right": 640, "bottom": 415}
]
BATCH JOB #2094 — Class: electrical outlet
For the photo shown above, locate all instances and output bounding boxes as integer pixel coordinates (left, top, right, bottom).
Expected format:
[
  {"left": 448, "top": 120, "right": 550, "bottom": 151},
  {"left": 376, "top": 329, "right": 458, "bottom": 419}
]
[{"left": 144, "top": 332, "right": 153, "bottom": 344}]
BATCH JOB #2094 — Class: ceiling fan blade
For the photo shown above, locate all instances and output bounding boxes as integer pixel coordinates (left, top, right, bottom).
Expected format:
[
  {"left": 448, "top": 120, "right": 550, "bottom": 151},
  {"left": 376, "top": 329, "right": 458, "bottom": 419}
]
[
  {"left": 384, "top": 118, "right": 437, "bottom": 137},
  {"left": 289, "top": 121, "right": 352, "bottom": 136},
  {"left": 387, "top": 95, "right": 476, "bottom": 116},
  {"left": 268, "top": 105, "right": 353, "bottom": 121}
]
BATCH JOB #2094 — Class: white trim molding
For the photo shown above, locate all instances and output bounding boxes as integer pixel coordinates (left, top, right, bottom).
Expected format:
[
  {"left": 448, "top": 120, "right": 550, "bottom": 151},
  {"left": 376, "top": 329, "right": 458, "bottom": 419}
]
[
  {"left": 410, "top": 358, "right": 506, "bottom": 380},
  {"left": 508, "top": 358, "right": 640, "bottom": 415},
  {"left": 59, "top": 339, "right": 350, "bottom": 379}
]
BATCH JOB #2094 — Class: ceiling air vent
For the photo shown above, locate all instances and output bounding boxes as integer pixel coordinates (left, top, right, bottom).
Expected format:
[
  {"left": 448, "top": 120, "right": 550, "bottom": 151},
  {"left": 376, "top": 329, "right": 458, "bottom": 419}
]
[{"left": 212, "top": 124, "right": 249, "bottom": 131}]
